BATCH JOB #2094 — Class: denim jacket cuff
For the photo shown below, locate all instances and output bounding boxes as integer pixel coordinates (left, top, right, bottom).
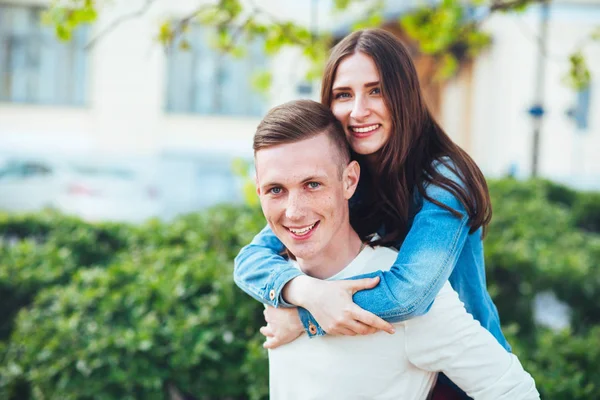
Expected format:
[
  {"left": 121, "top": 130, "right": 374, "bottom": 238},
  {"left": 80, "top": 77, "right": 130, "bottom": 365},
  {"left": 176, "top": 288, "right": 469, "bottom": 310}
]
[
  {"left": 298, "top": 307, "right": 326, "bottom": 337},
  {"left": 268, "top": 267, "right": 305, "bottom": 308}
]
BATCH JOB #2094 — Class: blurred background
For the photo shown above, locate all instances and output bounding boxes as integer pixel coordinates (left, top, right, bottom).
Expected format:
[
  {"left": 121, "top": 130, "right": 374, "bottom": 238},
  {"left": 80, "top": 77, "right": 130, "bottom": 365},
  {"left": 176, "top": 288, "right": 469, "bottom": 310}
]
[
  {"left": 0, "top": 0, "right": 599, "bottom": 399},
  {"left": 0, "top": 0, "right": 598, "bottom": 224}
]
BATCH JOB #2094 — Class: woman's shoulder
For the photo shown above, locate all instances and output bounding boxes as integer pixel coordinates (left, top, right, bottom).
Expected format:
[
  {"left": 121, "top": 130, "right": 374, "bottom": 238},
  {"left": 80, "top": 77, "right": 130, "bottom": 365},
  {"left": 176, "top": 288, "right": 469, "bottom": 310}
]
[
  {"left": 413, "top": 157, "right": 468, "bottom": 208},
  {"left": 429, "top": 157, "right": 463, "bottom": 184}
]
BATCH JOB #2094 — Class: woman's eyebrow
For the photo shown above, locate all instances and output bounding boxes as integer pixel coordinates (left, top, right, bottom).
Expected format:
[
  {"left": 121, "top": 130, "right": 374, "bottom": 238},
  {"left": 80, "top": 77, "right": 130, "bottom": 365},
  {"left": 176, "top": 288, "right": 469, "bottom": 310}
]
[{"left": 332, "top": 81, "right": 380, "bottom": 91}]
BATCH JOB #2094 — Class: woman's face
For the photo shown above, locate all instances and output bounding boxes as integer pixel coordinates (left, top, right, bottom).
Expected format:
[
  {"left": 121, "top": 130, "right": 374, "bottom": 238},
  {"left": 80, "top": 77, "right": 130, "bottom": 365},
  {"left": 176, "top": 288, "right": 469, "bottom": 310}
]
[{"left": 330, "top": 52, "right": 393, "bottom": 158}]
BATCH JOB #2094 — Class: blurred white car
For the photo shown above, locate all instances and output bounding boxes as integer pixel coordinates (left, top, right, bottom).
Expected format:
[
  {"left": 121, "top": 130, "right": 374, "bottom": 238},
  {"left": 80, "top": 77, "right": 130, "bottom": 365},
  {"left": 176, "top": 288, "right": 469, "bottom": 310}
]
[
  {"left": 59, "top": 163, "right": 161, "bottom": 223},
  {"left": 0, "top": 159, "right": 65, "bottom": 212},
  {"left": 158, "top": 151, "right": 250, "bottom": 220},
  {"left": 0, "top": 157, "right": 161, "bottom": 223}
]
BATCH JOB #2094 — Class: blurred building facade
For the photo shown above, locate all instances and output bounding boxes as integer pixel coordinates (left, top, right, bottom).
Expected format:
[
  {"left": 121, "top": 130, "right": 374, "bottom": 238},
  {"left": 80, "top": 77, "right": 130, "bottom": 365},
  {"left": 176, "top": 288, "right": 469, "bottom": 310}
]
[
  {"left": 0, "top": 0, "right": 598, "bottom": 189},
  {"left": 466, "top": 0, "right": 599, "bottom": 189}
]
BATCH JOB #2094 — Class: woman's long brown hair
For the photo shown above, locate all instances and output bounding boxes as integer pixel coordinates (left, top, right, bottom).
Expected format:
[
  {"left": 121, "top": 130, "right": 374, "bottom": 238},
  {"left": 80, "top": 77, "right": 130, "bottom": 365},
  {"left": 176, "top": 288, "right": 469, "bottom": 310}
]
[{"left": 321, "top": 29, "right": 492, "bottom": 246}]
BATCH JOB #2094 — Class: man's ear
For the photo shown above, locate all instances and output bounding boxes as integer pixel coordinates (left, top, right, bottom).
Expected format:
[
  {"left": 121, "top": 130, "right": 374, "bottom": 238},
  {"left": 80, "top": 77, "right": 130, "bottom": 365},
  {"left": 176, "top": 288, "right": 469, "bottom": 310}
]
[
  {"left": 255, "top": 176, "right": 261, "bottom": 196},
  {"left": 342, "top": 160, "right": 360, "bottom": 200}
]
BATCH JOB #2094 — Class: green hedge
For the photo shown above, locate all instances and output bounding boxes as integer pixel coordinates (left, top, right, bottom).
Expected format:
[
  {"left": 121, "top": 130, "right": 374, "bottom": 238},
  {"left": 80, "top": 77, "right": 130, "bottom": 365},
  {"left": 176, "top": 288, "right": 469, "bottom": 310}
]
[{"left": 0, "top": 178, "right": 599, "bottom": 399}]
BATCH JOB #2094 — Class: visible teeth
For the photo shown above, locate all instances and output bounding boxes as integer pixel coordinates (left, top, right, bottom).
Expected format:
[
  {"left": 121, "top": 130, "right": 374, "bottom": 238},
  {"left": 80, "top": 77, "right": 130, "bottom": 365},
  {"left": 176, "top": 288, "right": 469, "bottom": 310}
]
[
  {"left": 289, "top": 223, "right": 317, "bottom": 235},
  {"left": 352, "top": 124, "right": 379, "bottom": 133}
]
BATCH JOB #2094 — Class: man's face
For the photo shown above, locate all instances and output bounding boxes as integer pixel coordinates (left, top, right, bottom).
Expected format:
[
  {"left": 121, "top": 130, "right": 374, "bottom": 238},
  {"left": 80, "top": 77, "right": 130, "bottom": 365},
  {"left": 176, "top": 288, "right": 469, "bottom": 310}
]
[{"left": 255, "top": 132, "right": 359, "bottom": 261}]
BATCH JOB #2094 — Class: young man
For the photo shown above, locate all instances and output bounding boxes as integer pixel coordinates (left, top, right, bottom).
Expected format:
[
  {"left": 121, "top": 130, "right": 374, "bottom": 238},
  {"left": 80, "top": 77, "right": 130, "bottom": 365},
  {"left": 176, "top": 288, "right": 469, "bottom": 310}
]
[{"left": 252, "top": 99, "right": 539, "bottom": 400}]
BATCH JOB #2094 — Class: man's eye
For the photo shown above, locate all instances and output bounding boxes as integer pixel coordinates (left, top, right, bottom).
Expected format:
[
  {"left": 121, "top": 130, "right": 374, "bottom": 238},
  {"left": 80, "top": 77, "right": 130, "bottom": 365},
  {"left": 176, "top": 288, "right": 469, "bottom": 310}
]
[
  {"left": 269, "top": 187, "right": 282, "bottom": 195},
  {"left": 307, "top": 182, "right": 321, "bottom": 189}
]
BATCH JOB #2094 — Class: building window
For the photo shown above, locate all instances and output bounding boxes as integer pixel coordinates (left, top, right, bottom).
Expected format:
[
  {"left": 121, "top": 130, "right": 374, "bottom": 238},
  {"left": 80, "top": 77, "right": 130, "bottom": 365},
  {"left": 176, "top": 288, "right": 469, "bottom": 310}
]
[
  {"left": 165, "top": 25, "right": 266, "bottom": 117},
  {"left": 575, "top": 85, "right": 591, "bottom": 131},
  {"left": 0, "top": 4, "right": 88, "bottom": 106}
]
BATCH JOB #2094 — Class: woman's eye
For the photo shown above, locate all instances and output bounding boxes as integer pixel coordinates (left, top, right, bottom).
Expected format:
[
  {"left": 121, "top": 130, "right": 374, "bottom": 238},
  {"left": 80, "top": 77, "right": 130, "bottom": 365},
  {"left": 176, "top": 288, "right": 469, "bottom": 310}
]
[
  {"left": 334, "top": 92, "right": 351, "bottom": 99},
  {"left": 370, "top": 87, "right": 381, "bottom": 95},
  {"left": 307, "top": 182, "right": 321, "bottom": 189}
]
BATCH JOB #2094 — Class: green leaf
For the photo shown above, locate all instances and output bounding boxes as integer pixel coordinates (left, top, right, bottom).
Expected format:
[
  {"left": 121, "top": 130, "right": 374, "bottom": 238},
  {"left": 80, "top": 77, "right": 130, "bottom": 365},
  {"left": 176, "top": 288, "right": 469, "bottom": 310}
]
[
  {"left": 157, "top": 21, "right": 174, "bottom": 46},
  {"left": 436, "top": 52, "right": 459, "bottom": 79},
  {"left": 563, "top": 51, "right": 591, "bottom": 91},
  {"left": 250, "top": 70, "right": 272, "bottom": 94},
  {"left": 221, "top": 0, "right": 243, "bottom": 18},
  {"left": 178, "top": 39, "right": 191, "bottom": 51}
]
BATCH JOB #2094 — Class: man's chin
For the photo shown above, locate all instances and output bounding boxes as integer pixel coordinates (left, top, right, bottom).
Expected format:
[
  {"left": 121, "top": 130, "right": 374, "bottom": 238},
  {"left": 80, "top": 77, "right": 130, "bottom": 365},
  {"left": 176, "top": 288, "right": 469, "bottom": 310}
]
[{"left": 284, "top": 245, "right": 315, "bottom": 261}]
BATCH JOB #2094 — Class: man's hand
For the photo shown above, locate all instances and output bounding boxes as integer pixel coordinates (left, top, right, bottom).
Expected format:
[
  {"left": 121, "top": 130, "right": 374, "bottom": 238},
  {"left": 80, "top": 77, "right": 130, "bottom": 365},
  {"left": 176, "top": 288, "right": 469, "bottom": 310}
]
[
  {"left": 260, "top": 306, "right": 304, "bottom": 349},
  {"left": 282, "top": 275, "right": 396, "bottom": 336}
]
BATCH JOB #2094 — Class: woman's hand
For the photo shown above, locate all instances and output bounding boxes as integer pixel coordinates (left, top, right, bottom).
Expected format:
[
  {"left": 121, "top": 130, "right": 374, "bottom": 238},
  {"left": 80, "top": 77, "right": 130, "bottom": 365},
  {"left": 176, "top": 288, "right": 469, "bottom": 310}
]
[
  {"left": 282, "top": 275, "right": 396, "bottom": 336},
  {"left": 260, "top": 306, "right": 304, "bottom": 349}
]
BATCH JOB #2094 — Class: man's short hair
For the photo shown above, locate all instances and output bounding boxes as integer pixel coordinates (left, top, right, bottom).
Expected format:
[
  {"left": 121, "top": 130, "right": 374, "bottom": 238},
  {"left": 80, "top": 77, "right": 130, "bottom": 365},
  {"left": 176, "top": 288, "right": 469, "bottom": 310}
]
[{"left": 254, "top": 100, "right": 351, "bottom": 173}]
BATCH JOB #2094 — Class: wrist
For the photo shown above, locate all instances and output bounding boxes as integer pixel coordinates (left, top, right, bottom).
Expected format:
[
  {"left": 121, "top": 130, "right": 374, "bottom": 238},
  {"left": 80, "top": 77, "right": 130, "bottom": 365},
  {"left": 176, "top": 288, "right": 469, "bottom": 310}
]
[
  {"left": 282, "top": 275, "right": 315, "bottom": 308},
  {"left": 293, "top": 309, "right": 305, "bottom": 334}
]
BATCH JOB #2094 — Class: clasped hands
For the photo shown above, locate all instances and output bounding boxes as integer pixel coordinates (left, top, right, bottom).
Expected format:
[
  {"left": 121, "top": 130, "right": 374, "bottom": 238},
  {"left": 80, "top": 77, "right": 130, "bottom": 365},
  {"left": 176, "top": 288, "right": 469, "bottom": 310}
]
[{"left": 260, "top": 276, "right": 395, "bottom": 349}]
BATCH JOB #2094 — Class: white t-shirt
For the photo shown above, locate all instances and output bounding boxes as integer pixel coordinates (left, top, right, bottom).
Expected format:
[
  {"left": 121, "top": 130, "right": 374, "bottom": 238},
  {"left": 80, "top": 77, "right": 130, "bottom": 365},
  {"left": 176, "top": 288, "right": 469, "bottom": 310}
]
[{"left": 268, "top": 246, "right": 539, "bottom": 400}]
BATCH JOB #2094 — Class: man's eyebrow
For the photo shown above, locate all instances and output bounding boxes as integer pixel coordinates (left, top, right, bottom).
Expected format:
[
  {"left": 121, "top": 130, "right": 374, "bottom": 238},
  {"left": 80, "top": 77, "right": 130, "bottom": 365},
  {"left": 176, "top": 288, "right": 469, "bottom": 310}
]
[
  {"left": 332, "top": 81, "right": 380, "bottom": 91},
  {"left": 260, "top": 180, "right": 282, "bottom": 189},
  {"left": 301, "top": 174, "right": 328, "bottom": 183}
]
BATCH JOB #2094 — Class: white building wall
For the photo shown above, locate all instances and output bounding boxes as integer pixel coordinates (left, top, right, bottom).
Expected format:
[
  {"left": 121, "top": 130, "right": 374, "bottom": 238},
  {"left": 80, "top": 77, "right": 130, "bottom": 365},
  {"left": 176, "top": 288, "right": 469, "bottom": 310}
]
[
  {"left": 0, "top": 0, "right": 330, "bottom": 156},
  {"left": 1, "top": 0, "right": 598, "bottom": 189},
  {"left": 459, "top": 2, "right": 600, "bottom": 188}
]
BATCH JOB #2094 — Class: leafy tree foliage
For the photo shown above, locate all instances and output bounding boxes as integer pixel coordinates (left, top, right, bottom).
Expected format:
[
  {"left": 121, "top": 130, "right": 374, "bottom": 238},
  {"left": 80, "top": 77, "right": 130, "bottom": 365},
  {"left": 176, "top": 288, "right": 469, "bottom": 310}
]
[{"left": 43, "top": 0, "right": 597, "bottom": 90}]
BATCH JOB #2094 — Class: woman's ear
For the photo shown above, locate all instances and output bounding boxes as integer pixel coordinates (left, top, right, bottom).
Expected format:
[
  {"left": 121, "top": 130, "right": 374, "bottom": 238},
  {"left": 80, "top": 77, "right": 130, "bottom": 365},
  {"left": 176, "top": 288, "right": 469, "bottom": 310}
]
[{"left": 342, "top": 160, "right": 360, "bottom": 200}]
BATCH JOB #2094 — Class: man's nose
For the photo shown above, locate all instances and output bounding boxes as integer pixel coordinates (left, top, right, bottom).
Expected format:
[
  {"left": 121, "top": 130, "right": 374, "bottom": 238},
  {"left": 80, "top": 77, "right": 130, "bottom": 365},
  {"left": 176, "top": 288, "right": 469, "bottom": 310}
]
[
  {"left": 285, "top": 193, "right": 306, "bottom": 221},
  {"left": 350, "top": 96, "right": 371, "bottom": 120}
]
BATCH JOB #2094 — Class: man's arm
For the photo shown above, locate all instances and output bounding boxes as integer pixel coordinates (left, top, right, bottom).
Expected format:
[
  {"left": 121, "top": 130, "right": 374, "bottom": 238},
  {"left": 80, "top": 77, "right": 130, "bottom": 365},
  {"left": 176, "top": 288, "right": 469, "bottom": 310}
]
[{"left": 404, "top": 282, "right": 539, "bottom": 400}]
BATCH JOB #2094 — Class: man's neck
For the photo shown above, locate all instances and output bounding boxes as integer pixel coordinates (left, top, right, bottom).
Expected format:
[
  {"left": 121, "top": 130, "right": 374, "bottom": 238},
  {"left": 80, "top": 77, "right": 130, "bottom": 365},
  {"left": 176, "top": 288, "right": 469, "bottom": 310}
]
[{"left": 295, "top": 226, "right": 364, "bottom": 280}]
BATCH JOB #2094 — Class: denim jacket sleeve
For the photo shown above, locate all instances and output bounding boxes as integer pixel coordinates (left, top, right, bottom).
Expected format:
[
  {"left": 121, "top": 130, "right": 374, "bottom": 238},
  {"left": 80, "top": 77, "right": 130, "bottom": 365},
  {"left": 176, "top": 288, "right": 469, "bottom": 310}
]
[
  {"left": 234, "top": 164, "right": 472, "bottom": 337},
  {"left": 234, "top": 224, "right": 305, "bottom": 308},
  {"left": 347, "top": 166, "right": 471, "bottom": 322}
]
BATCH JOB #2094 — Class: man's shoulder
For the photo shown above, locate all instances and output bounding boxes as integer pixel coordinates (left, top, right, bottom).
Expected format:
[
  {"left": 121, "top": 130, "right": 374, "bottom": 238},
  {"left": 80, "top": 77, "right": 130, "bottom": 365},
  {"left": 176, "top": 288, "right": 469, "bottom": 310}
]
[
  {"left": 370, "top": 245, "right": 398, "bottom": 257},
  {"left": 362, "top": 245, "right": 398, "bottom": 273},
  {"left": 328, "top": 245, "right": 397, "bottom": 280}
]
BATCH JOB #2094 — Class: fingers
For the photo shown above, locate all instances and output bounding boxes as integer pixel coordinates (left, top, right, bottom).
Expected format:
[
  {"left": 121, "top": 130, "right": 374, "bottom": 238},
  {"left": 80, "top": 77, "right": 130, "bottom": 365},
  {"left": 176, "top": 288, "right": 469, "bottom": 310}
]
[
  {"left": 261, "top": 325, "right": 283, "bottom": 349},
  {"left": 346, "top": 276, "right": 380, "bottom": 294},
  {"left": 264, "top": 337, "right": 282, "bottom": 349},
  {"left": 263, "top": 307, "right": 273, "bottom": 323},
  {"left": 353, "top": 307, "right": 395, "bottom": 334},
  {"left": 328, "top": 327, "right": 357, "bottom": 336},
  {"left": 260, "top": 325, "right": 274, "bottom": 338},
  {"left": 344, "top": 320, "right": 380, "bottom": 336}
]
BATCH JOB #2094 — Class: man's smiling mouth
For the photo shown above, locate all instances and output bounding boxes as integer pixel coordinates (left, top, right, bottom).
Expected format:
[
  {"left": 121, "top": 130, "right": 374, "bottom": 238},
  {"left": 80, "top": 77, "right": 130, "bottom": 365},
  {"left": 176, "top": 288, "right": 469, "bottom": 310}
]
[{"left": 287, "top": 221, "right": 319, "bottom": 236}]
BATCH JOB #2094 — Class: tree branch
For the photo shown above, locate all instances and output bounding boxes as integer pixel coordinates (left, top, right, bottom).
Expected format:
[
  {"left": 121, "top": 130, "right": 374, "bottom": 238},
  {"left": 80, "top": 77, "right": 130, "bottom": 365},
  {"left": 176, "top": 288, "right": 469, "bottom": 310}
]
[
  {"left": 85, "top": 0, "right": 157, "bottom": 50},
  {"left": 167, "top": 5, "right": 211, "bottom": 51},
  {"left": 473, "top": 0, "right": 544, "bottom": 27},
  {"left": 490, "top": 0, "right": 539, "bottom": 12}
]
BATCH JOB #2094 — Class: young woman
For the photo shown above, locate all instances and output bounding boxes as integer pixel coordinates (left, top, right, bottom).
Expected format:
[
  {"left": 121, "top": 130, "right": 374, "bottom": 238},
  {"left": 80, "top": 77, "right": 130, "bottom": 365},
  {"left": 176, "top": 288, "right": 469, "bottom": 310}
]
[{"left": 234, "top": 28, "right": 509, "bottom": 397}]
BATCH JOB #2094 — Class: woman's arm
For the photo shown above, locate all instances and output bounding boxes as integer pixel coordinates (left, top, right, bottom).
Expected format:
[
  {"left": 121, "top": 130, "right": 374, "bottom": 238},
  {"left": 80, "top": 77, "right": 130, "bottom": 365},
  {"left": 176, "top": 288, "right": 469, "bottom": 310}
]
[
  {"left": 353, "top": 174, "right": 471, "bottom": 319},
  {"left": 234, "top": 224, "right": 302, "bottom": 308},
  {"left": 282, "top": 166, "right": 473, "bottom": 335},
  {"left": 236, "top": 166, "right": 473, "bottom": 337},
  {"left": 234, "top": 224, "right": 392, "bottom": 337}
]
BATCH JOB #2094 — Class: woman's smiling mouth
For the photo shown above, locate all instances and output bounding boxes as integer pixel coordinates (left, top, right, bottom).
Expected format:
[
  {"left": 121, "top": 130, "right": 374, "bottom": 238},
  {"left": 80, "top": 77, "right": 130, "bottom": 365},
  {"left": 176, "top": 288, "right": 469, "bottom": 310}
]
[{"left": 349, "top": 124, "right": 381, "bottom": 137}]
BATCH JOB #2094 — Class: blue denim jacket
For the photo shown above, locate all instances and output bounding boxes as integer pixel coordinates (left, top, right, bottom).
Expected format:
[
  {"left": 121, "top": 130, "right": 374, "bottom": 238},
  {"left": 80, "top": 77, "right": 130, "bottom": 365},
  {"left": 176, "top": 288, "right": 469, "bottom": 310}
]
[{"left": 233, "top": 162, "right": 510, "bottom": 352}]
